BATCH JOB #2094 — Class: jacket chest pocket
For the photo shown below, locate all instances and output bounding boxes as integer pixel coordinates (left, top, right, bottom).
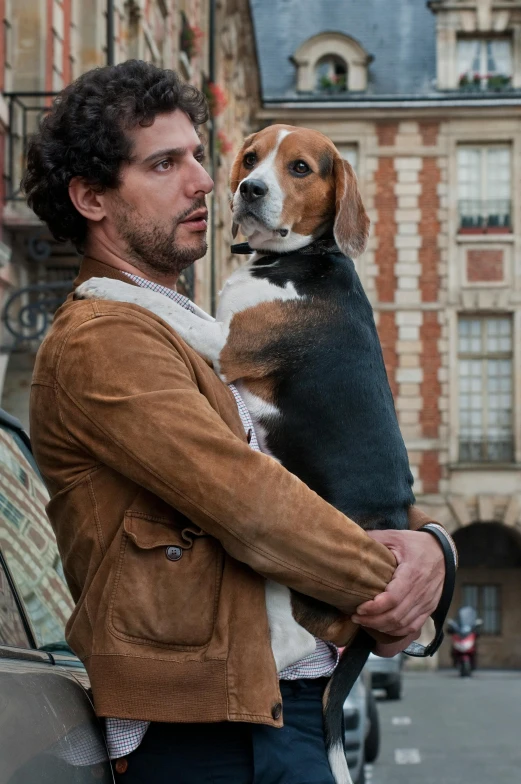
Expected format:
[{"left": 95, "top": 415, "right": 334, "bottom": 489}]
[{"left": 109, "top": 513, "right": 222, "bottom": 649}]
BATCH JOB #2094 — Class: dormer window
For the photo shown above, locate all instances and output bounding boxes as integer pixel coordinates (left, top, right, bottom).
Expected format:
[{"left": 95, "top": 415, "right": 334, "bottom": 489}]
[
  {"left": 458, "top": 37, "right": 512, "bottom": 91},
  {"left": 315, "top": 56, "right": 348, "bottom": 93},
  {"left": 429, "top": 1, "right": 521, "bottom": 90},
  {"left": 291, "top": 32, "right": 372, "bottom": 93}
]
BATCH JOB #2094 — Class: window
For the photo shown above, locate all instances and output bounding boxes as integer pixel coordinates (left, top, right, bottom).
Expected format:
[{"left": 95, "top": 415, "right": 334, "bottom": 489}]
[
  {"left": 458, "top": 316, "right": 513, "bottom": 463},
  {"left": 0, "top": 426, "right": 73, "bottom": 648},
  {"left": 336, "top": 145, "right": 358, "bottom": 173},
  {"left": 458, "top": 38, "right": 512, "bottom": 90},
  {"left": 462, "top": 584, "right": 501, "bottom": 635},
  {"left": 292, "top": 33, "right": 371, "bottom": 93},
  {"left": 315, "top": 55, "right": 348, "bottom": 93},
  {"left": 458, "top": 145, "right": 511, "bottom": 231},
  {"left": 0, "top": 560, "right": 31, "bottom": 648}
]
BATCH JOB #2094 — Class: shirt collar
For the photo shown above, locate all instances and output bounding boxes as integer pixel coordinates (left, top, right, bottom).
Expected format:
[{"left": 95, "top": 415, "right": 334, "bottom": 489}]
[{"left": 121, "top": 272, "right": 195, "bottom": 313}]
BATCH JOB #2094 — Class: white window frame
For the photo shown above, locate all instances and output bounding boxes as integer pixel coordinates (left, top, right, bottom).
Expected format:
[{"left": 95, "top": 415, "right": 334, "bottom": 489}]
[
  {"left": 336, "top": 144, "right": 358, "bottom": 173},
  {"left": 457, "top": 37, "right": 513, "bottom": 90},
  {"left": 457, "top": 315, "right": 514, "bottom": 463},
  {"left": 457, "top": 144, "right": 512, "bottom": 231},
  {"left": 461, "top": 584, "right": 501, "bottom": 636}
]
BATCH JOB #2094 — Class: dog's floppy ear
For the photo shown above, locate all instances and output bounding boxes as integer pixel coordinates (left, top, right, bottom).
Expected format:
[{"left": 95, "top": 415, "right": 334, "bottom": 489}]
[{"left": 332, "top": 157, "right": 370, "bottom": 258}]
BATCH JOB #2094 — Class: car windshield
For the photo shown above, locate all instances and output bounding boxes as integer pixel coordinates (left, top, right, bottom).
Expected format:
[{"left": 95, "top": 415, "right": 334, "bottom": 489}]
[{"left": 0, "top": 425, "right": 74, "bottom": 649}]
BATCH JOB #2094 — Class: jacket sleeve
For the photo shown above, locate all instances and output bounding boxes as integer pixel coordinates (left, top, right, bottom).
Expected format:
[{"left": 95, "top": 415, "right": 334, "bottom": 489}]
[{"left": 55, "top": 305, "right": 397, "bottom": 615}]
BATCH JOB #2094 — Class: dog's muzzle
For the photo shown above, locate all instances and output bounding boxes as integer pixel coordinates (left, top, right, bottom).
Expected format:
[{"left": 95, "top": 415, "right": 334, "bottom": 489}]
[{"left": 239, "top": 178, "right": 268, "bottom": 203}]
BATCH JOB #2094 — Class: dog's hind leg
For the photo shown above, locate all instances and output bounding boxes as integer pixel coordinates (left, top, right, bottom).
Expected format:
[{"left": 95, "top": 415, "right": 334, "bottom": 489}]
[
  {"left": 265, "top": 581, "right": 317, "bottom": 672},
  {"left": 324, "top": 629, "right": 374, "bottom": 784}
]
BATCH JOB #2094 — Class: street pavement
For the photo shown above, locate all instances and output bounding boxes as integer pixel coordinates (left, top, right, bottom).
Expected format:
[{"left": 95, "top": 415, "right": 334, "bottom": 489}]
[{"left": 367, "top": 668, "right": 521, "bottom": 784}]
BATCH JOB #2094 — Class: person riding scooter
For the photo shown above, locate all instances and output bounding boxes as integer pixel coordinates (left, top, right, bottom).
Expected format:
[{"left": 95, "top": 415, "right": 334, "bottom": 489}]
[{"left": 447, "top": 606, "right": 483, "bottom": 677}]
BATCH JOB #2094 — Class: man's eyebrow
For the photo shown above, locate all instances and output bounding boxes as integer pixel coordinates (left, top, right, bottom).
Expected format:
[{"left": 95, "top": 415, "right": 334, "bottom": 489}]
[{"left": 141, "top": 144, "right": 205, "bottom": 164}]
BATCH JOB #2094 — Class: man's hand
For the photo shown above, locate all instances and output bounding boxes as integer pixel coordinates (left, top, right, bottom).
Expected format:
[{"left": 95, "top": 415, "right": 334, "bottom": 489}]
[{"left": 351, "top": 529, "right": 445, "bottom": 657}]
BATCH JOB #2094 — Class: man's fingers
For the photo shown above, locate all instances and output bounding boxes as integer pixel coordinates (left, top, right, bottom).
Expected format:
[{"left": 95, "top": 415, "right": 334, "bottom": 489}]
[
  {"left": 374, "top": 631, "right": 420, "bottom": 658},
  {"left": 353, "top": 592, "right": 397, "bottom": 619},
  {"left": 354, "top": 563, "right": 421, "bottom": 620},
  {"left": 367, "top": 609, "right": 431, "bottom": 638}
]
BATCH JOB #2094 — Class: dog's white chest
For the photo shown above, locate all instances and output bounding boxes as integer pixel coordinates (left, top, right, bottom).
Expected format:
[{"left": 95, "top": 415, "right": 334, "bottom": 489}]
[{"left": 216, "top": 262, "right": 302, "bottom": 324}]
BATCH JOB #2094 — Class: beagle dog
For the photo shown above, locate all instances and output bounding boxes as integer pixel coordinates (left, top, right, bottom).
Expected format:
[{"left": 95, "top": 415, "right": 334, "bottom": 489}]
[{"left": 77, "top": 124, "right": 415, "bottom": 784}]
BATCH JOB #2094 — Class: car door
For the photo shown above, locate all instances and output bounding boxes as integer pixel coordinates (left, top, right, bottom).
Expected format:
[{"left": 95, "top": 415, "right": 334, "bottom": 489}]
[{"left": 0, "top": 411, "right": 114, "bottom": 783}]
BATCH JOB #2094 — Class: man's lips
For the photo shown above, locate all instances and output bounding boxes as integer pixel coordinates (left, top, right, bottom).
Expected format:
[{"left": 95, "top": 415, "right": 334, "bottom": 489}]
[{"left": 181, "top": 209, "right": 208, "bottom": 231}]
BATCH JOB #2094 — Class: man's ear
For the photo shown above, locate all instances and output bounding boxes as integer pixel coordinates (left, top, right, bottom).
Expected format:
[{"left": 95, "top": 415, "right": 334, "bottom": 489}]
[
  {"left": 332, "top": 157, "right": 370, "bottom": 259},
  {"left": 68, "top": 177, "right": 106, "bottom": 222}
]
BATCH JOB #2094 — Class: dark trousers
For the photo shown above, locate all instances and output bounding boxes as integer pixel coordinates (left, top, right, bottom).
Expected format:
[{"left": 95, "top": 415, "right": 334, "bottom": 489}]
[{"left": 114, "top": 679, "right": 336, "bottom": 784}]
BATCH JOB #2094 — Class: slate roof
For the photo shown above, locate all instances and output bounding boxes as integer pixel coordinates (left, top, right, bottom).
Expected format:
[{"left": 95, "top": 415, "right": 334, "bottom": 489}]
[{"left": 249, "top": 0, "right": 439, "bottom": 100}]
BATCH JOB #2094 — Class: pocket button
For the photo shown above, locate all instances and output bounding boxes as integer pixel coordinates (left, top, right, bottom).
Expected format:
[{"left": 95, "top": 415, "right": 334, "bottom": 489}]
[{"left": 166, "top": 545, "right": 183, "bottom": 561}]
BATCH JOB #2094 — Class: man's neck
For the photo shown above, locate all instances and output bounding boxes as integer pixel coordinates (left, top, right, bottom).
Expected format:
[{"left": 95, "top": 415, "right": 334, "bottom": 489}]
[{"left": 84, "top": 237, "right": 179, "bottom": 290}]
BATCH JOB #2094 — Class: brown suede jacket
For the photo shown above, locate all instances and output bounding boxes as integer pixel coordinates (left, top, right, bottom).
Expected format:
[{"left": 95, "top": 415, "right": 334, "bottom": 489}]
[{"left": 30, "top": 257, "right": 436, "bottom": 726}]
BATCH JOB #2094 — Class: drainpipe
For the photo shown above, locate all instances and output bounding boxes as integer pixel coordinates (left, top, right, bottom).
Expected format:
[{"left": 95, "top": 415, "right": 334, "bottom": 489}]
[
  {"left": 209, "top": 0, "right": 217, "bottom": 315},
  {"left": 107, "top": 0, "right": 115, "bottom": 66}
]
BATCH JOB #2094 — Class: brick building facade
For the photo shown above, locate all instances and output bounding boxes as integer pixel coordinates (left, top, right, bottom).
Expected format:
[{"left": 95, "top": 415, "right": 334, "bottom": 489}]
[{"left": 250, "top": 0, "right": 521, "bottom": 667}]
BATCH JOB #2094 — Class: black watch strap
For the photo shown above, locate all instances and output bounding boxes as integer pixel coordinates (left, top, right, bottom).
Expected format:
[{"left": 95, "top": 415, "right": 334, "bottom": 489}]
[{"left": 403, "top": 524, "right": 457, "bottom": 658}]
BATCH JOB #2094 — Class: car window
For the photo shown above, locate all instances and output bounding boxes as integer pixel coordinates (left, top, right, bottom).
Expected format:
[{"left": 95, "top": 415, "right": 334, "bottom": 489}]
[
  {"left": 0, "top": 557, "right": 31, "bottom": 647},
  {"left": 0, "top": 424, "right": 74, "bottom": 649}
]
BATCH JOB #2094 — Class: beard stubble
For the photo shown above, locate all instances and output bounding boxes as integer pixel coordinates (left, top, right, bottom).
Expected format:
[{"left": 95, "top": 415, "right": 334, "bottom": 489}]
[{"left": 112, "top": 196, "right": 208, "bottom": 279}]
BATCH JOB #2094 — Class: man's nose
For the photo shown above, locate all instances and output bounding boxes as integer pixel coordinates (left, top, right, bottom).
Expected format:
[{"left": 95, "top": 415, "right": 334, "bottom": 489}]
[
  {"left": 191, "top": 162, "right": 214, "bottom": 196},
  {"left": 239, "top": 179, "right": 268, "bottom": 203}
]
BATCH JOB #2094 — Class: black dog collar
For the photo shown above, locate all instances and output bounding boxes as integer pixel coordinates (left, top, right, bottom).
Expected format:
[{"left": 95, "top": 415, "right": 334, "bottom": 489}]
[{"left": 231, "top": 236, "right": 343, "bottom": 258}]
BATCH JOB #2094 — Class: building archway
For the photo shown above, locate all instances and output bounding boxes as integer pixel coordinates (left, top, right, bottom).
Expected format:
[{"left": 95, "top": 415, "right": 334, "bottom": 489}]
[{"left": 439, "top": 522, "right": 521, "bottom": 669}]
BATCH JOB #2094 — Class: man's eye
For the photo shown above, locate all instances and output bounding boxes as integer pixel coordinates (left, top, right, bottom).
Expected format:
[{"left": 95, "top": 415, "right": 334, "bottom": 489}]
[
  {"left": 155, "top": 160, "right": 172, "bottom": 172},
  {"left": 243, "top": 152, "right": 257, "bottom": 168},
  {"left": 292, "top": 160, "right": 311, "bottom": 175}
]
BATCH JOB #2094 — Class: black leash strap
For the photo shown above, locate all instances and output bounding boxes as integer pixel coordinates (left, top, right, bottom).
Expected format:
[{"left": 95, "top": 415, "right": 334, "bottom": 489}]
[{"left": 403, "top": 524, "right": 457, "bottom": 658}]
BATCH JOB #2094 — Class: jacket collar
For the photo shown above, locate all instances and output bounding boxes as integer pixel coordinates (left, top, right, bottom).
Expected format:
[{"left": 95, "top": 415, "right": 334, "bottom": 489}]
[{"left": 72, "top": 256, "right": 141, "bottom": 290}]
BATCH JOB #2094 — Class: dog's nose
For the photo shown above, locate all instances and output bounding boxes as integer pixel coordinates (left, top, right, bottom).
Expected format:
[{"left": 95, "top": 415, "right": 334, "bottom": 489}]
[{"left": 239, "top": 179, "right": 268, "bottom": 203}]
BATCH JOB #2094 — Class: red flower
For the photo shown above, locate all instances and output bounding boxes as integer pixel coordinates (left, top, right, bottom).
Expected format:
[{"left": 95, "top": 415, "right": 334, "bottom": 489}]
[
  {"left": 204, "top": 82, "right": 228, "bottom": 117},
  {"left": 217, "top": 130, "right": 233, "bottom": 155}
]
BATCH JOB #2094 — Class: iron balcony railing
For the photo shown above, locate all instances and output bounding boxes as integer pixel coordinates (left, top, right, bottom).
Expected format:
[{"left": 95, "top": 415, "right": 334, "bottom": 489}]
[
  {"left": 458, "top": 198, "right": 512, "bottom": 230},
  {"left": 459, "top": 435, "right": 514, "bottom": 464},
  {"left": 3, "top": 92, "right": 59, "bottom": 202}
]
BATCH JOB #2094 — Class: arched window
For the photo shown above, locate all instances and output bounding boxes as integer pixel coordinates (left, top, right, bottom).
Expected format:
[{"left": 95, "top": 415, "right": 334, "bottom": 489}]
[
  {"left": 315, "top": 55, "right": 348, "bottom": 92},
  {"left": 291, "top": 32, "right": 372, "bottom": 93}
]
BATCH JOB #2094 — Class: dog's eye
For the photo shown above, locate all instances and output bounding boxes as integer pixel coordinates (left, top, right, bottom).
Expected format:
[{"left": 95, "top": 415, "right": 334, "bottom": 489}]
[
  {"left": 292, "top": 160, "right": 311, "bottom": 175},
  {"left": 243, "top": 152, "right": 257, "bottom": 169}
]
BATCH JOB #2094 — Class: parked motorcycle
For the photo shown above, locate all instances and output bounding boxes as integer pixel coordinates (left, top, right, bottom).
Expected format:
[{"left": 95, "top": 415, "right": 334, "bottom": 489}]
[{"left": 447, "top": 606, "right": 483, "bottom": 677}]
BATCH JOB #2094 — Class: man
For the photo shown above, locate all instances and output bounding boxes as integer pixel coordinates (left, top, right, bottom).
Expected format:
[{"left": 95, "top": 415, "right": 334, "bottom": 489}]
[{"left": 26, "top": 61, "right": 451, "bottom": 783}]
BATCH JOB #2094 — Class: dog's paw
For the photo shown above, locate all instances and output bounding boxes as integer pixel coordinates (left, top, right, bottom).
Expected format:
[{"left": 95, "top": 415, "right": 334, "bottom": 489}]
[{"left": 74, "top": 277, "right": 135, "bottom": 303}]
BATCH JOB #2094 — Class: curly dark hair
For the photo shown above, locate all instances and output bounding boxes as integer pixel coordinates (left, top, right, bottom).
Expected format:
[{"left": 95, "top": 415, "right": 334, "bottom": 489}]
[{"left": 22, "top": 60, "right": 209, "bottom": 251}]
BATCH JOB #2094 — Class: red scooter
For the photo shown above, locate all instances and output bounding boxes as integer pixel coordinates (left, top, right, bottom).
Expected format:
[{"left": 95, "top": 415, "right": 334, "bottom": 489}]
[{"left": 447, "top": 606, "right": 483, "bottom": 677}]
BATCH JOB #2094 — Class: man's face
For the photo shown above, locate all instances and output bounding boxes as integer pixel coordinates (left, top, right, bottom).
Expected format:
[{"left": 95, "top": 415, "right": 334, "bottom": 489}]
[{"left": 103, "top": 109, "right": 214, "bottom": 279}]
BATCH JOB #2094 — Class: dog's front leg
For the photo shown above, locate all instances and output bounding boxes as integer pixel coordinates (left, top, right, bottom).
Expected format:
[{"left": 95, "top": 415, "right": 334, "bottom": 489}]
[{"left": 75, "top": 278, "right": 228, "bottom": 372}]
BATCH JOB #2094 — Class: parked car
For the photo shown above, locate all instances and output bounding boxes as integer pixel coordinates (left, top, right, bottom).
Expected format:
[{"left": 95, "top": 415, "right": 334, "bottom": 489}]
[
  {"left": 0, "top": 409, "right": 114, "bottom": 783},
  {"left": 343, "top": 667, "right": 381, "bottom": 783},
  {"left": 366, "top": 650, "right": 404, "bottom": 700}
]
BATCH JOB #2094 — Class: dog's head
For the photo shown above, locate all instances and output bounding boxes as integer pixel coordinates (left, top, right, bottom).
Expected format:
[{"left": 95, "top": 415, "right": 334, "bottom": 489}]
[{"left": 229, "top": 124, "right": 369, "bottom": 258}]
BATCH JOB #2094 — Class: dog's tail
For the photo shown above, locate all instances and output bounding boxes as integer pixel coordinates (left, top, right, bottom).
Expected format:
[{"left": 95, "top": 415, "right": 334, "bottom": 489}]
[{"left": 323, "top": 629, "right": 374, "bottom": 784}]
